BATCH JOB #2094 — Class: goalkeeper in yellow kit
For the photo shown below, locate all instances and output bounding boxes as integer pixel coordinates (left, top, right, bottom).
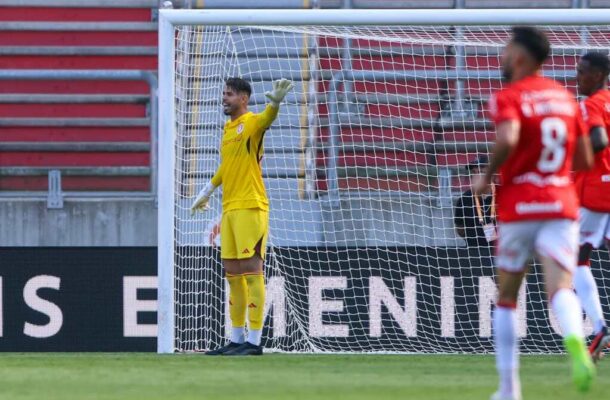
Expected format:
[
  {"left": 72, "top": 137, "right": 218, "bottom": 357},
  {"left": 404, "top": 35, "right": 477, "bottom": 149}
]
[{"left": 191, "top": 77, "right": 293, "bottom": 356}]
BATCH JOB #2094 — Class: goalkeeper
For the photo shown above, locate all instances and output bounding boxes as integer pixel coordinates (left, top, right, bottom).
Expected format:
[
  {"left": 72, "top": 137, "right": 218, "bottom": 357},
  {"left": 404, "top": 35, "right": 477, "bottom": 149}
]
[{"left": 191, "top": 77, "right": 293, "bottom": 356}]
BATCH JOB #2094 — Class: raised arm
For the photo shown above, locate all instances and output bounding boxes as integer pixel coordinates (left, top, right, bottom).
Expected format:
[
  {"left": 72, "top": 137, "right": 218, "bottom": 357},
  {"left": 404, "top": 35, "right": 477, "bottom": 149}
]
[
  {"left": 255, "top": 79, "right": 294, "bottom": 131},
  {"left": 255, "top": 104, "right": 280, "bottom": 131}
]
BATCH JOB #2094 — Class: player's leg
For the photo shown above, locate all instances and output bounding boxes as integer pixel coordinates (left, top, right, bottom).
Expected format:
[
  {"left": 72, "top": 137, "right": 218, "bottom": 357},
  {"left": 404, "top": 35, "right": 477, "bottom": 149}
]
[
  {"left": 491, "top": 269, "right": 526, "bottom": 400},
  {"left": 224, "top": 208, "right": 269, "bottom": 356},
  {"left": 230, "top": 253, "right": 265, "bottom": 355},
  {"left": 491, "top": 222, "right": 534, "bottom": 400},
  {"left": 225, "top": 259, "right": 247, "bottom": 343},
  {"left": 574, "top": 209, "right": 609, "bottom": 360},
  {"left": 205, "top": 211, "right": 246, "bottom": 355},
  {"left": 536, "top": 220, "right": 595, "bottom": 392}
]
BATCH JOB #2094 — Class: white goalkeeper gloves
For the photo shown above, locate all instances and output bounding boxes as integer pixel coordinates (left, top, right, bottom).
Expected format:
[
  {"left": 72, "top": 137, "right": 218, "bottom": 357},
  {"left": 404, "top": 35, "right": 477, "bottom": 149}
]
[
  {"left": 265, "top": 78, "right": 294, "bottom": 107},
  {"left": 190, "top": 181, "right": 217, "bottom": 215}
]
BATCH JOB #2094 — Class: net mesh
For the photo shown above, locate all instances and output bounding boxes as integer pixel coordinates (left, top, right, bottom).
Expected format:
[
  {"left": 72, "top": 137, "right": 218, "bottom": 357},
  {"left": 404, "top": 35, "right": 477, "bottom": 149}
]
[{"left": 171, "top": 24, "right": 610, "bottom": 353}]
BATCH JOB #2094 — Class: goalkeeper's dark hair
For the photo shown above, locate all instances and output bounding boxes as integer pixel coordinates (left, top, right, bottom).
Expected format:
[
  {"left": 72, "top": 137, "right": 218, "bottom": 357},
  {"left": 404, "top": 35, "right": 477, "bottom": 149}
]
[
  {"left": 225, "top": 77, "right": 252, "bottom": 97},
  {"left": 511, "top": 26, "right": 550, "bottom": 66},
  {"left": 582, "top": 52, "right": 610, "bottom": 78}
]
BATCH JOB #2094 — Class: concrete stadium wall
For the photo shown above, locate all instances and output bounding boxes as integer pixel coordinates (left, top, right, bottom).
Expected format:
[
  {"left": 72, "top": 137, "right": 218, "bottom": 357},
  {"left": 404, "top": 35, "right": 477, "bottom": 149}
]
[
  {"left": 320, "top": 196, "right": 462, "bottom": 247},
  {"left": 0, "top": 195, "right": 464, "bottom": 247},
  {"left": 0, "top": 198, "right": 157, "bottom": 246}
]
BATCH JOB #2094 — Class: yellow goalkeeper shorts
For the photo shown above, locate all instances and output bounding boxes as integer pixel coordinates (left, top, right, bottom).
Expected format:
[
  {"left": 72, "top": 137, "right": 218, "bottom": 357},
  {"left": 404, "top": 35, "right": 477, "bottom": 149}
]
[{"left": 220, "top": 208, "right": 269, "bottom": 260}]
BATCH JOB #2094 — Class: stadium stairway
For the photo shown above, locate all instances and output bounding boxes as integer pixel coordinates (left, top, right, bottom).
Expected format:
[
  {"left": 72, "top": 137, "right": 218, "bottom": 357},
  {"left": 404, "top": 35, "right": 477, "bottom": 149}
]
[{"left": 0, "top": 0, "right": 158, "bottom": 193}]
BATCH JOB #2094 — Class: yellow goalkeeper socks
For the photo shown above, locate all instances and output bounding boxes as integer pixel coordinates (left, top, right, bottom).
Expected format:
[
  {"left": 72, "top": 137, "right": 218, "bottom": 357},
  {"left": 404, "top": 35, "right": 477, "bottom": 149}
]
[
  {"left": 245, "top": 273, "right": 265, "bottom": 345},
  {"left": 226, "top": 274, "right": 247, "bottom": 342}
]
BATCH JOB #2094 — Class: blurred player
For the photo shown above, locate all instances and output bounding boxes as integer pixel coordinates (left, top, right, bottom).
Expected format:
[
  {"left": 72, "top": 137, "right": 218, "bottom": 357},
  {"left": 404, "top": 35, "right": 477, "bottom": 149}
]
[
  {"left": 191, "top": 77, "right": 293, "bottom": 355},
  {"left": 574, "top": 52, "right": 610, "bottom": 361},
  {"left": 473, "top": 27, "right": 594, "bottom": 400}
]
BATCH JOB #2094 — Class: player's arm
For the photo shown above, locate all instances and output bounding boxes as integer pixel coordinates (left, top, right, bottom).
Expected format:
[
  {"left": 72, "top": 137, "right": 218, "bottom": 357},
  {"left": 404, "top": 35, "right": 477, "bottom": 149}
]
[
  {"left": 573, "top": 102, "right": 594, "bottom": 171},
  {"left": 573, "top": 134, "right": 594, "bottom": 171},
  {"left": 254, "top": 79, "right": 294, "bottom": 131},
  {"left": 255, "top": 104, "right": 280, "bottom": 132},
  {"left": 190, "top": 166, "right": 222, "bottom": 214},
  {"left": 482, "top": 119, "right": 521, "bottom": 181},
  {"left": 581, "top": 99, "right": 609, "bottom": 153},
  {"left": 589, "top": 126, "right": 609, "bottom": 153},
  {"left": 473, "top": 92, "right": 520, "bottom": 195}
]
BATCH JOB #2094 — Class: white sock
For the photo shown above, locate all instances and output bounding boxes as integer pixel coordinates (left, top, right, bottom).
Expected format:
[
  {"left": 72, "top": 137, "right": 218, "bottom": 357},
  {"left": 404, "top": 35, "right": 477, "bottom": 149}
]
[
  {"left": 574, "top": 266, "right": 606, "bottom": 334},
  {"left": 494, "top": 306, "right": 521, "bottom": 397},
  {"left": 247, "top": 329, "right": 262, "bottom": 346},
  {"left": 231, "top": 327, "right": 245, "bottom": 344},
  {"left": 551, "top": 288, "right": 584, "bottom": 338}
]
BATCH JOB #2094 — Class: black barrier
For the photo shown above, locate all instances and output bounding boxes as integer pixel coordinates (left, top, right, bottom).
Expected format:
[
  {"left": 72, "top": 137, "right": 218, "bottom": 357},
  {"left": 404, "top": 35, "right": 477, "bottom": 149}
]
[
  {"left": 273, "top": 247, "right": 607, "bottom": 353},
  {"left": 0, "top": 247, "right": 157, "bottom": 352},
  {"left": 177, "top": 247, "right": 610, "bottom": 353},
  {"left": 1, "top": 247, "right": 608, "bottom": 352}
]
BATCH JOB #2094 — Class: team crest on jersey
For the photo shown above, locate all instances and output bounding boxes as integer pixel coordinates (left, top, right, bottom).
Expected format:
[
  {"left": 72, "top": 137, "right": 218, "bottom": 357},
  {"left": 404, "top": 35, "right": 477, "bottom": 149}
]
[{"left": 237, "top": 123, "right": 244, "bottom": 134}]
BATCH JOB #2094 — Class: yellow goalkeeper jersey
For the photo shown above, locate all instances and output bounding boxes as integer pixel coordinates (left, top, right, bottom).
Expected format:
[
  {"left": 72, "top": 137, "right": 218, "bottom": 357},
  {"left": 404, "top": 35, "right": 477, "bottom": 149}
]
[{"left": 210, "top": 104, "right": 279, "bottom": 212}]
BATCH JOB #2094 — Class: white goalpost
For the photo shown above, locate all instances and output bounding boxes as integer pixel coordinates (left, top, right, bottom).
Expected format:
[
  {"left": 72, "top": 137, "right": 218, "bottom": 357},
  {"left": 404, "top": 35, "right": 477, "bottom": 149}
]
[{"left": 158, "top": 8, "right": 610, "bottom": 354}]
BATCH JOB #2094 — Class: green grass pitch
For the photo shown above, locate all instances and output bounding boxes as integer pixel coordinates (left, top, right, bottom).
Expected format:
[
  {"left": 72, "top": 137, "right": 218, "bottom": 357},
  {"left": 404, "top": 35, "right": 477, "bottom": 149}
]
[{"left": 0, "top": 353, "right": 608, "bottom": 400}]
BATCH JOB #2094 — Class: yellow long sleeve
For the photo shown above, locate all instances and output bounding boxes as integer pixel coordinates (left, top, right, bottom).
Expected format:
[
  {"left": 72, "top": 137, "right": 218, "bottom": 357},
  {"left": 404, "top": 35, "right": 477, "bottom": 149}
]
[
  {"left": 211, "top": 166, "right": 222, "bottom": 187},
  {"left": 256, "top": 104, "right": 279, "bottom": 131}
]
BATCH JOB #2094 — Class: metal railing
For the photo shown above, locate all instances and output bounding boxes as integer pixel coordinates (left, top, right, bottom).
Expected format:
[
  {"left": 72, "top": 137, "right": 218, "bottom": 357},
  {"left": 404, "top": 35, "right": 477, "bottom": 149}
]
[
  {"left": 325, "top": 67, "right": 579, "bottom": 202},
  {"left": 320, "top": 0, "right": 592, "bottom": 203},
  {"left": 181, "top": 0, "right": 316, "bottom": 8},
  {"left": 0, "top": 0, "right": 160, "bottom": 7},
  {"left": 318, "top": 0, "right": 593, "bottom": 8},
  {"left": 0, "top": 70, "right": 158, "bottom": 198}
]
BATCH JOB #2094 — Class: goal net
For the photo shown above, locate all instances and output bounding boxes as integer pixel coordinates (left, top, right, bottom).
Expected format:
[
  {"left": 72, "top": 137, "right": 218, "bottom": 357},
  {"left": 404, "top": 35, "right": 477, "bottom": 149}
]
[{"left": 158, "top": 9, "right": 610, "bottom": 353}]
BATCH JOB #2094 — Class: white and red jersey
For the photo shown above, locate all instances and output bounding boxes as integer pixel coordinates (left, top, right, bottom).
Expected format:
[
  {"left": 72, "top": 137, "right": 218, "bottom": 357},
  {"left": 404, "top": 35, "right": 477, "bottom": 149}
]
[
  {"left": 489, "top": 75, "right": 586, "bottom": 222},
  {"left": 574, "top": 89, "right": 610, "bottom": 212}
]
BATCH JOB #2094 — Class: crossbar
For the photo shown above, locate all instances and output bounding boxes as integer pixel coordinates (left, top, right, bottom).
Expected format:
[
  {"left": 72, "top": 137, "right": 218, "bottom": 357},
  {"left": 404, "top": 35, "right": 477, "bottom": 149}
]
[{"left": 159, "top": 8, "right": 610, "bottom": 26}]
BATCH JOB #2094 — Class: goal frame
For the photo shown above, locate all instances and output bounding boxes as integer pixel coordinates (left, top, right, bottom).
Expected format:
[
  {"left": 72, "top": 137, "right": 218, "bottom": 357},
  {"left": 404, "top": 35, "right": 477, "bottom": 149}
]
[{"left": 157, "top": 8, "right": 610, "bottom": 354}]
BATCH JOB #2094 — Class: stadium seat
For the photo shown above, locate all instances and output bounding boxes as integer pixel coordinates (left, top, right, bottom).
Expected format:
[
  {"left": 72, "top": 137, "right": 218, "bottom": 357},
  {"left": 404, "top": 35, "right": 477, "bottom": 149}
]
[{"left": 0, "top": 0, "right": 157, "bottom": 192}]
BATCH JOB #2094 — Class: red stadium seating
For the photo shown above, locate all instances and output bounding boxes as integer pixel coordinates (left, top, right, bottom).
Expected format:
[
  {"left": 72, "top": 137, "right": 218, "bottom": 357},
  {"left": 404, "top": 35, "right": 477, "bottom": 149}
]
[
  {"left": 316, "top": 38, "right": 485, "bottom": 193},
  {"left": 0, "top": 4, "right": 157, "bottom": 192},
  {"left": 314, "top": 34, "right": 578, "bottom": 194}
]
